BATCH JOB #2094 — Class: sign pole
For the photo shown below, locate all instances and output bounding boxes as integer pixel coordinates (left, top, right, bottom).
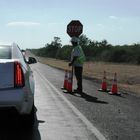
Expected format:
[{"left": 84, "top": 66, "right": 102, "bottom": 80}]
[{"left": 67, "top": 20, "right": 83, "bottom": 93}]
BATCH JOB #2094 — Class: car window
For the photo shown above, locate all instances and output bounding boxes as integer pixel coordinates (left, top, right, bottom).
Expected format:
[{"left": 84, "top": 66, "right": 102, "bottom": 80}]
[
  {"left": 12, "top": 44, "right": 28, "bottom": 69},
  {"left": 12, "top": 44, "right": 24, "bottom": 59},
  {"left": 0, "top": 46, "right": 11, "bottom": 59}
]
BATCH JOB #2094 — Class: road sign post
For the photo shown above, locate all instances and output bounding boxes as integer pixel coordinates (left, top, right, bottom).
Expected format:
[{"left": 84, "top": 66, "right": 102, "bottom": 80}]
[
  {"left": 66, "top": 20, "right": 83, "bottom": 93},
  {"left": 67, "top": 20, "right": 83, "bottom": 37}
]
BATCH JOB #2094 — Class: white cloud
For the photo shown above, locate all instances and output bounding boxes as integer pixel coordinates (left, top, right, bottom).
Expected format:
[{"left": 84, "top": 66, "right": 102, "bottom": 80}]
[
  {"left": 97, "top": 24, "right": 105, "bottom": 28},
  {"left": 109, "top": 16, "right": 118, "bottom": 20},
  {"left": 6, "top": 22, "right": 41, "bottom": 27}
]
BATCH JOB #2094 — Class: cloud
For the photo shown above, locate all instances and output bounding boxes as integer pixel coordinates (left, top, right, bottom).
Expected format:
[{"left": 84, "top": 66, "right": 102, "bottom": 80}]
[
  {"left": 109, "top": 16, "right": 118, "bottom": 20},
  {"left": 6, "top": 22, "right": 41, "bottom": 27},
  {"left": 97, "top": 24, "right": 105, "bottom": 28}
]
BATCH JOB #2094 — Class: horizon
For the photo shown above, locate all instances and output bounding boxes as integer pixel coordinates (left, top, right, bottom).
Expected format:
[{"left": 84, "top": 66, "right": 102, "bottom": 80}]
[{"left": 0, "top": 0, "right": 140, "bottom": 49}]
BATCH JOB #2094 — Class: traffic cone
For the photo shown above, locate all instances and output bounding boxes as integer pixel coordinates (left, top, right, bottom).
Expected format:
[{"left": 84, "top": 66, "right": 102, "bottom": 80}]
[
  {"left": 67, "top": 70, "right": 73, "bottom": 93},
  {"left": 109, "top": 73, "right": 121, "bottom": 95},
  {"left": 98, "top": 71, "right": 109, "bottom": 92},
  {"left": 61, "top": 70, "right": 68, "bottom": 90}
]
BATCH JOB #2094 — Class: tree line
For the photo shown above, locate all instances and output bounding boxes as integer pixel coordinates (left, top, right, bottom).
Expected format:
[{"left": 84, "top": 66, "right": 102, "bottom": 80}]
[{"left": 31, "top": 35, "right": 140, "bottom": 64}]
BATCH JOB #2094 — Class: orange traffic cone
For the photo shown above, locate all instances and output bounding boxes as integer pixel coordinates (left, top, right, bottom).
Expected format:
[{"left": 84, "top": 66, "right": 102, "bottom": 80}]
[
  {"left": 67, "top": 70, "right": 73, "bottom": 93},
  {"left": 61, "top": 70, "right": 68, "bottom": 90},
  {"left": 98, "top": 71, "right": 109, "bottom": 92},
  {"left": 109, "top": 73, "right": 121, "bottom": 95}
]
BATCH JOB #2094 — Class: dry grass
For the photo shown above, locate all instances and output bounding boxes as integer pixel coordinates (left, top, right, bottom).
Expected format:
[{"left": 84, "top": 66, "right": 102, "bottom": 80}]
[{"left": 38, "top": 57, "right": 140, "bottom": 96}]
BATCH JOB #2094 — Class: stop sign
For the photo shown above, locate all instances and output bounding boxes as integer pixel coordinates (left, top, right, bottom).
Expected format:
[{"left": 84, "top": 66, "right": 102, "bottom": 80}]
[{"left": 67, "top": 20, "right": 83, "bottom": 37}]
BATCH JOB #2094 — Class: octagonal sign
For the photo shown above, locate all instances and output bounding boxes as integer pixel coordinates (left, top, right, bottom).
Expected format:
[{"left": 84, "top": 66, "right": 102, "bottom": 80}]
[{"left": 67, "top": 20, "right": 83, "bottom": 37}]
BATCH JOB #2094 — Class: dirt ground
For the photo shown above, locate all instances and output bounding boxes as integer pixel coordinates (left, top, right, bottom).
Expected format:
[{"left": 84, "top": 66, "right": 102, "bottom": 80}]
[{"left": 37, "top": 57, "right": 140, "bottom": 96}]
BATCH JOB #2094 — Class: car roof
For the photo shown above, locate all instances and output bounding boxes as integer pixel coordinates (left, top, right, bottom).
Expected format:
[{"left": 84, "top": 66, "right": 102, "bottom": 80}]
[
  {"left": 0, "top": 43, "right": 18, "bottom": 47},
  {"left": 0, "top": 44, "right": 11, "bottom": 47},
  {"left": 0, "top": 43, "right": 21, "bottom": 59}
]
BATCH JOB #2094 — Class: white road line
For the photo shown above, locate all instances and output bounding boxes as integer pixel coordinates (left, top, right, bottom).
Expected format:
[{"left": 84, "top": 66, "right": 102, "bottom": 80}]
[{"left": 36, "top": 69, "right": 107, "bottom": 140}]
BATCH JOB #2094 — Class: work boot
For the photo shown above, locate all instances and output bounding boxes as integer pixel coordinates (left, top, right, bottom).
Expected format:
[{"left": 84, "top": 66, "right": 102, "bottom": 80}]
[{"left": 74, "top": 89, "right": 83, "bottom": 94}]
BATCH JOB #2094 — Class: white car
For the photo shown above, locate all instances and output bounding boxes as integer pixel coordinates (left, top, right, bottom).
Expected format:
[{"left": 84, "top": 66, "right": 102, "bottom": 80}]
[{"left": 0, "top": 43, "right": 36, "bottom": 126}]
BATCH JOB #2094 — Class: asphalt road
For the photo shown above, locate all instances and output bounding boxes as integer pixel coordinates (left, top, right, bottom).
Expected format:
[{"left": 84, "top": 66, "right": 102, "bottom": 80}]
[
  {"left": 32, "top": 62, "right": 140, "bottom": 140},
  {"left": 0, "top": 62, "right": 140, "bottom": 140}
]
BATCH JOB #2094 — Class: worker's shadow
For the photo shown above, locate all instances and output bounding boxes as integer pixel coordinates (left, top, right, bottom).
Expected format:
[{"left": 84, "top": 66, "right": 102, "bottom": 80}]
[
  {"left": 75, "top": 92, "right": 108, "bottom": 104},
  {"left": 63, "top": 90, "right": 108, "bottom": 104}
]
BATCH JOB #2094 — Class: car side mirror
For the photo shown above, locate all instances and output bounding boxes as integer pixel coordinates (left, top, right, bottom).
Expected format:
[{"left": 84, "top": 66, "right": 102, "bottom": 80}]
[{"left": 28, "top": 57, "right": 37, "bottom": 64}]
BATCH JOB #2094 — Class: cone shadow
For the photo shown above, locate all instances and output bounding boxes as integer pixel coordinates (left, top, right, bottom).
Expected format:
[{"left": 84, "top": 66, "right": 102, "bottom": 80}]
[{"left": 109, "top": 92, "right": 125, "bottom": 98}]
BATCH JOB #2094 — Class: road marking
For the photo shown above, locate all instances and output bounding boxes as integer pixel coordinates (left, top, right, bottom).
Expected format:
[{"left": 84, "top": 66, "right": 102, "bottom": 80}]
[{"left": 36, "top": 69, "right": 107, "bottom": 140}]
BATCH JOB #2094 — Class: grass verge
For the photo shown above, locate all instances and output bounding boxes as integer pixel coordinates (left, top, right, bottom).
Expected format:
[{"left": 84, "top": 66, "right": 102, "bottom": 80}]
[{"left": 37, "top": 57, "right": 140, "bottom": 97}]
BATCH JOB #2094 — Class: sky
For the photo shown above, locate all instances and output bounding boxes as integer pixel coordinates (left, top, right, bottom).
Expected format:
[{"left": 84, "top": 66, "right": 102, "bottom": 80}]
[{"left": 0, "top": 0, "right": 140, "bottom": 49}]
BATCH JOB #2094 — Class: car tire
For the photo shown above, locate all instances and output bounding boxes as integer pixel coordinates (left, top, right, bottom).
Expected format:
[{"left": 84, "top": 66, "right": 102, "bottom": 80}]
[
  {"left": 26, "top": 105, "right": 35, "bottom": 127},
  {"left": 20, "top": 104, "right": 35, "bottom": 128}
]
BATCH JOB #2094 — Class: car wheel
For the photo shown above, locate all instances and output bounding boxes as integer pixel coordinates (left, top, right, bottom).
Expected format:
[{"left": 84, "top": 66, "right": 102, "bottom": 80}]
[
  {"left": 26, "top": 105, "right": 35, "bottom": 127},
  {"left": 20, "top": 105, "right": 35, "bottom": 128}
]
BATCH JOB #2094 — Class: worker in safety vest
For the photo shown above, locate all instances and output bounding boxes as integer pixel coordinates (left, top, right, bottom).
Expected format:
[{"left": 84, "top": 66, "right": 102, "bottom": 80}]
[{"left": 69, "top": 36, "right": 86, "bottom": 94}]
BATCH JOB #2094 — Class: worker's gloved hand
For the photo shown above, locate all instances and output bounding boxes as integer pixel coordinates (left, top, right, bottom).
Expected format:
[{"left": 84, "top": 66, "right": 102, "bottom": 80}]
[{"left": 68, "top": 62, "right": 72, "bottom": 66}]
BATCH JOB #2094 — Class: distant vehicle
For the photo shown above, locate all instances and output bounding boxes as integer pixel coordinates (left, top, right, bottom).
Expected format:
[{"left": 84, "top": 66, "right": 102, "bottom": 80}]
[{"left": 0, "top": 43, "right": 37, "bottom": 126}]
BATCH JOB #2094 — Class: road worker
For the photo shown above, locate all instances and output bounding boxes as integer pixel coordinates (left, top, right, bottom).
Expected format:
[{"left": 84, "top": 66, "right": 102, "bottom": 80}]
[{"left": 68, "top": 36, "right": 86, "bottom": 95}]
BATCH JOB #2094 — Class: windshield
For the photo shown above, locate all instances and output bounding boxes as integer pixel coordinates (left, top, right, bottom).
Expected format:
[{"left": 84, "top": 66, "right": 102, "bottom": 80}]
[{"left": 0, "top": 45, "right": 11, "bottom": 59}]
